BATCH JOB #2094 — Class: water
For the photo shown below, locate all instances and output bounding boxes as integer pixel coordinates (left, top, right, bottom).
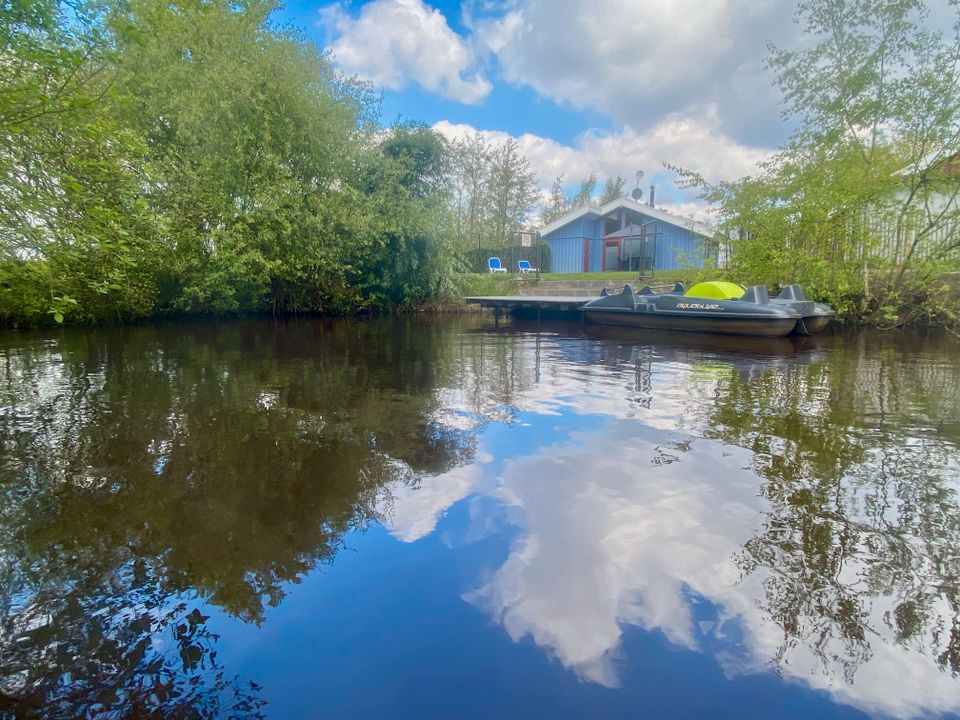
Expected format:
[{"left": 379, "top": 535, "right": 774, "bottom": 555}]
[{"left": 0, "top": 316, "right": 958, "bottom": 719}]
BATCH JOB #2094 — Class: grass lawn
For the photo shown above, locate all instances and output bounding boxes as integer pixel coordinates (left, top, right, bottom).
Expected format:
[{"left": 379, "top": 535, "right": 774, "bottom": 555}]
[{"left": 540, "top": 269, "right": 719, "bottom": 283}]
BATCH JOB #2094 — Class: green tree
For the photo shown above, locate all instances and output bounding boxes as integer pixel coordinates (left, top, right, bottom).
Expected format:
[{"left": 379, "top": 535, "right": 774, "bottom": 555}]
[
  {"left": 0, "top": 0, "right": 165, "bottom": 325},
  {"left": 568, "top": 172, "right": 597, "bottom": 209},
  {"left": 110, "top": 0, "right": 369, "bottom": 315},
  {"left": 354, "top": 123, "right": 461, "bottom": 306},
  {"left": 449, "top": 132, "right": 492, "bottom": 267},
  {"left": 539, "top": 174, "right": 569, "bottom": 225},
  {"left": 679, "top": 0, "right": 960, "bottom": 324},
  {"left": 599, "top": 174, "right": 627, "bottom": 204},
  {"left": 485, "top": 139, "right": 538, "bottom": 248},
  {"left": 0, "top": 0, "right": 467, "bottom": 325}
]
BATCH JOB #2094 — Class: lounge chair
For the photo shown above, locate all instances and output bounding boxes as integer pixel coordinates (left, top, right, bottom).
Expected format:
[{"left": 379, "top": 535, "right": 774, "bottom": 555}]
[
  {"left": 488, "top": 257, "right": 508, "bottom": 273},
  {"left": 517, "top": 260, "right": 537, "bottom": 274}
]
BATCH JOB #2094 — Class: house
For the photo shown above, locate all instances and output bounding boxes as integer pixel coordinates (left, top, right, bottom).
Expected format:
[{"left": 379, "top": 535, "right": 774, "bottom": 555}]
[
  {"left": 539, "top": 196, "right": 715, "bottom": 273},
  {"left": 879, "top": 150, "right": 960, "bottom": 263}
]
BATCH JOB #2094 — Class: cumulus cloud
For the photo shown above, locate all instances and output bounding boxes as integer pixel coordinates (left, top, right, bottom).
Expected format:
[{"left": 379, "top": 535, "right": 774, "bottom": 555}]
[
  {"left": 433, "top": 113, "right": 768, "bottom": 216},
  {"left": 462, "top": 422, "right": 960, "bottom": 717},
  {"left": 384, "top": 463, "right": 486, "bottom": 542},
  {"left": 465, "top": 426, "right": 764, "bottom": 688},
  {"left": 320, "top": 0, "right": 491, "bottom": 104},
  {"left": 377, "top": 326, "right": 960, "bottom": 717},
  {"left": 470, "top": 0, "right": 798, "bottom": 146}
]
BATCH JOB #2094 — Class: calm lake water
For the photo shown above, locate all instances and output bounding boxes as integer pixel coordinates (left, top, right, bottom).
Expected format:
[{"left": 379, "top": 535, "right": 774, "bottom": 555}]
[{"left": 1, "top": 316, "right": 959, "bottom": 719}]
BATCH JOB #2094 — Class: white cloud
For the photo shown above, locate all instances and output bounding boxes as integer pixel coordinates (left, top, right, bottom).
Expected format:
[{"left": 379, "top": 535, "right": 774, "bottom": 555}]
[
  {"left": 433, "top": 113, "right": 768, "bottom": 214},
  {"left": 472, "top": 0, "right": 798, "bottom": 145},
  {"left": 461, "top": 422, "right": 960, "bottom": 717},
  {"left": 320, "top": 0, "right": 491, "bottom": 104},
  {"left": 374, "top": 331, "right": 960, "bottom": 718},
  {"left": 465, "top": 424, "right": 765, "bottom": 687},
  {"left": 384, "top": 462, "right": 486, "bottom": 542}
]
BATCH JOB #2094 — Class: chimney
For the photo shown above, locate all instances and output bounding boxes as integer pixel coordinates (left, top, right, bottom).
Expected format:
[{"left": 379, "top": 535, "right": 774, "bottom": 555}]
[{"left": 648, "top": 185, "right": 655, "bottom": 207}]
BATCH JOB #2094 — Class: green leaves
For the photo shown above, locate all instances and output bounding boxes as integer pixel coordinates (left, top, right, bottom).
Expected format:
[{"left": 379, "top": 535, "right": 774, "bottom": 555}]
[
  {"left": 0, "top": 0, "right": 468, "bottom": 326},
  {"left": 677, "top": 0, "right": 960, "bottom": 325},
  {"left": 48, "top": 295, "right": 78, "bottom": 324}
]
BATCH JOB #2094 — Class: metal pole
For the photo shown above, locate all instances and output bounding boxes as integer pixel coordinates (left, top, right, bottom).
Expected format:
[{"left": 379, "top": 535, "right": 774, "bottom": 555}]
[{"left": 534, "top": 232, "right": 539, "bottom": 278}]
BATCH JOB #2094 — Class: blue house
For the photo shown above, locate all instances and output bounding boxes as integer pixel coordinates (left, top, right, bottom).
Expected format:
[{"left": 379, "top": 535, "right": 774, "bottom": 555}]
[{"left": 539, "top": 197, "right": 715, "bottom": 273}]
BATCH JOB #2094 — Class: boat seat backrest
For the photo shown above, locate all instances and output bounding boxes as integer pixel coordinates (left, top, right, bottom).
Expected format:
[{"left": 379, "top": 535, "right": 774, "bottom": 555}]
[
  {"left": 740, "top": 285, "right": 770, "bottom": 304},
  {"left": 776, "top": 284, "right": 807, "bottom": 301}
]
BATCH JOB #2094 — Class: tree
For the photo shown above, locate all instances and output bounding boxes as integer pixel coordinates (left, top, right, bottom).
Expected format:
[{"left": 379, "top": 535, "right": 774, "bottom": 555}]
[
  {"left": 539, "top": 175, "right": 568, "bottom": 225},
  {"left": 679, "top": 0, "right": 960, "bottom": 324},
  {"left": 0, "top": 0, "right": 468, "bottom": 325},
  {"left": 449, "top": 132, "right": 492, "bottom": 263},
  {"left": 485, "top": 139, "right": 538, "bottom": 248},
  {"left": 600, "top": 174, "right": 627, "bottom": 204},
  {"left": 356, "top": 123, "right": 461, "bottom": 306},
  {"left": 109, "top": 0, "right": 371, "bottom": 315},
  {"left": 0, "top": 0, "right": 166, "bottom": 325},
  {"left": 568, "top": 172, "right": 598, "bottom": 209}
]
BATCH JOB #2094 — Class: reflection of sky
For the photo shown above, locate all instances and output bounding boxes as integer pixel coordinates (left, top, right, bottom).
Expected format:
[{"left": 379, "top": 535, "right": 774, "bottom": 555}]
[
  {"left": 375, "top": 332, "right": 960, "bottom": 720},
  {"left": 214, "top": 328, "right": 960, "bottom": 720}
]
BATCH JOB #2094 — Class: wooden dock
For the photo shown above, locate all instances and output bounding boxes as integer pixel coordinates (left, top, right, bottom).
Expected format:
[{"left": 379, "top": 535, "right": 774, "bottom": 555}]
[{"left": 463, "top": 295, "right": 591, "bottom": 317}]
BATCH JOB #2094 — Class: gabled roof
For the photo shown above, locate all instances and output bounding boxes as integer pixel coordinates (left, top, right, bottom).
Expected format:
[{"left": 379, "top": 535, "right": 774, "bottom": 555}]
[
  {"left": 539, "top": 196, "right": 714, "bottom": 238},
  {"left": 895, "top": 150, "right": 960, "bottom": 178}
]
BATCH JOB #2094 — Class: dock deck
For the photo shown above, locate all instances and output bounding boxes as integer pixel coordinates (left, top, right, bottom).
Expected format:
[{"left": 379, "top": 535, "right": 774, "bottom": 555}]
[{"left": 464, "top": 295, "right": 591, "bottom": 316}]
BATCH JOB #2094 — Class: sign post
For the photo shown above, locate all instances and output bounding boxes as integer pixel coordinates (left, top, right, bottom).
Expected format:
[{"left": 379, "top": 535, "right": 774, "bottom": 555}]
[
  {"left": 516, "top": 230, "right": 542, "bottom": 280},
  {"left": 536, "top": 232, "right": 541, "bottom": 280}
]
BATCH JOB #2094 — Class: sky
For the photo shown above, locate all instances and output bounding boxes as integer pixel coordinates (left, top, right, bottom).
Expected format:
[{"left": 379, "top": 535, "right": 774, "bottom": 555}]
[{"left": 271, "top": 0, "right": 806, "bottom": 217}]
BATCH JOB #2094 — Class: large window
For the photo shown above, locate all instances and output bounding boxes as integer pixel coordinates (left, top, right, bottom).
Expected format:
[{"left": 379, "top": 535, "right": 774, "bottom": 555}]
[{"left": 623, "top": 235, "right": 657, "bottom": 273}]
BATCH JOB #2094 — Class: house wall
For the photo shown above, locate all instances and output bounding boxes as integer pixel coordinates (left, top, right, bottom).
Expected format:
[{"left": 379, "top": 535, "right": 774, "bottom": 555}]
[
  {"left": 545, "top": 209, "right": 714, "bottom": 272},
  {"left": 544, "top": 216, "right": 605, "bottom": 272},
  {"left": 652, "top": 220, "right": 710, "bottom": 270},
  {"left": 547, "top": 237, "right": 585, "bottom": 273}
]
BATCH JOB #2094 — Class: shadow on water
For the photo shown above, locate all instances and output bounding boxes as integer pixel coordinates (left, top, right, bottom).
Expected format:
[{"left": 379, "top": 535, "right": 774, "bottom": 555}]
[
  {"left": 0, "top": 317, "right": 477, "bottom": 718},
  {"left": 1, "top": 317, "right": 959, "bottom": 718}
]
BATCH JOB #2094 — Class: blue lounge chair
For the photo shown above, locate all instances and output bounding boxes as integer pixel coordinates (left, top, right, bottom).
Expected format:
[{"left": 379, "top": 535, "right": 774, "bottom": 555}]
[
  {"left": 488, "top": 257, "right": 507, "bottom": 273},
  {"left": 517, "top": 260, "right": 538, "bottom": 274}
]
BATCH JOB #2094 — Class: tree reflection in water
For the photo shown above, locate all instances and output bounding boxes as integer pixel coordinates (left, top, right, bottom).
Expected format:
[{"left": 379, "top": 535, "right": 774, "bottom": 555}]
[
  {"left": 691, "top": 331, "right": 960, "bottom": 683},
  {"left": 420, "top": 323, "right": 960, "bottom": 715},
  {"left": 2, "top": 318, "right": 960, "bottom": 718},
  {"left": 0, "top": 318, "right": 474, "bottom": 717}
]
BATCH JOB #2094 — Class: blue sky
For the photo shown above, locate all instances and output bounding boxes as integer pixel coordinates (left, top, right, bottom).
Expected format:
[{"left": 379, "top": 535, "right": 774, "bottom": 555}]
[{"left": 271, "top": 0, "right": 805, "bottom": 215}]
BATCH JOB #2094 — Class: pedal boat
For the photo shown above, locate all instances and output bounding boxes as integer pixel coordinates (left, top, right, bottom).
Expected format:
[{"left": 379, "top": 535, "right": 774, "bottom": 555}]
[
  {"left": 581, "top": 282, "right": 802, "bottom": 337},
  {"left": 770, "top": 284, "right": 835, "bottom": 335}
]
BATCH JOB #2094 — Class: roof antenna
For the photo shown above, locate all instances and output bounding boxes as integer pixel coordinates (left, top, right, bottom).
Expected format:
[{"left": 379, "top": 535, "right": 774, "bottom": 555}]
[{"left": 630, "top": 170, "right": 644, "bottom": 201}]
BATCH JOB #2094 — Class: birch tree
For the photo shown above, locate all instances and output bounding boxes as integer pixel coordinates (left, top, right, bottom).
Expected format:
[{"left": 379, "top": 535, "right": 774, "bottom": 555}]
[{"left": 679, "top": 0, "right": 960, "bottom": 324}]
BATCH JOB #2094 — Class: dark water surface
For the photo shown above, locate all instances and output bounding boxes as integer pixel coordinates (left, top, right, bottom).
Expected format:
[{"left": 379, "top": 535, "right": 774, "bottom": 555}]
[{"left": 1, "top": 316, "right": 959, "bottom": 719}]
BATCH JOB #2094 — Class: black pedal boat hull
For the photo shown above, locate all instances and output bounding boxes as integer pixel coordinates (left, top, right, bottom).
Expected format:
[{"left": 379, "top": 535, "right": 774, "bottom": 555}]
[
  {"left": 581, "top": 284, "right": 803, "bottom": 338},
  {"left": 770, "top": 284, "right": 835, "bottom": 335}
]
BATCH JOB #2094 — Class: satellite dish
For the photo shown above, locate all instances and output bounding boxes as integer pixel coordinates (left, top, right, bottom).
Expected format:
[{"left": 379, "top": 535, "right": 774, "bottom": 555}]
[{"left": 631, "top": 187, "right": 644, "bottom": 201}]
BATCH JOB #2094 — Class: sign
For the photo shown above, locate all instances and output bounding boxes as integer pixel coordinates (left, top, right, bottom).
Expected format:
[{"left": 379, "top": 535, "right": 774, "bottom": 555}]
[{"left": 520, "top": 232, "right": 532, "bottom": 247}]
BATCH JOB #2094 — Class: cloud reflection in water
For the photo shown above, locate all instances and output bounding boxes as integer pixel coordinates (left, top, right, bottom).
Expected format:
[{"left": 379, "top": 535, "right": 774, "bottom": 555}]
[{"left": 382, "top": 330, "right": 960, "bottom": 719}]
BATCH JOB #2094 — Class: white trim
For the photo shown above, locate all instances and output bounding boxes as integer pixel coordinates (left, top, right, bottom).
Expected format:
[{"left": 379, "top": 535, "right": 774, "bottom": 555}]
[
  {"left": 539, "top": 196, "right": 713, "bottom": 238},
  {"left": 895, "top": 150, "right": 960, "bottom": 177},
  {"left": 538, "top": 203, "right": 604, "bottom": 237}
]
